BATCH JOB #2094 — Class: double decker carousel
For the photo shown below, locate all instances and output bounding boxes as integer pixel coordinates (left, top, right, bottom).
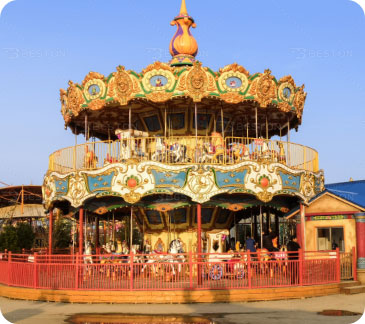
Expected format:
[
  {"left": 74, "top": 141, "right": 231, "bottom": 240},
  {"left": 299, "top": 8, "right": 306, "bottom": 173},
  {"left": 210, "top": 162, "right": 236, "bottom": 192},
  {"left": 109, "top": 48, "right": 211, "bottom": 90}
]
[{"left": 42, "top": 0, "right": 324, "bottom": 277}]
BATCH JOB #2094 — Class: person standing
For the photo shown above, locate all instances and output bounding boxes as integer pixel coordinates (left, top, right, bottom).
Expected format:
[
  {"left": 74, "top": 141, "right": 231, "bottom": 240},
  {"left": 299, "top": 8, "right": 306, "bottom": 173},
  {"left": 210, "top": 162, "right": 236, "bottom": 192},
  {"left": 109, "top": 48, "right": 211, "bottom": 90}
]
[
  {"left": 245, "top": 235, "right": 256, "bottom": 253},
  {"left": 287, "top": 235, "right": 301, "bottom": 285}
]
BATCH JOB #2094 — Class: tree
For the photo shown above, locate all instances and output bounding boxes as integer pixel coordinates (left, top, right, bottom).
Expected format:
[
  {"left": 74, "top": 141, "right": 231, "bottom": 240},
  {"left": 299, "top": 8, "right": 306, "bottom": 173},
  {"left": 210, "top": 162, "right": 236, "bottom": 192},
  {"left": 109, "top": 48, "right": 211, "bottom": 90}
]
[
  {"left": 53, "top": 219, "right": 71, "bottom": 250},
  {"left": 16, "top": 223, "right": 35, "bottom": 250},
  {"left": 0, "top": 225, "right": 19, "bottom": 252}
]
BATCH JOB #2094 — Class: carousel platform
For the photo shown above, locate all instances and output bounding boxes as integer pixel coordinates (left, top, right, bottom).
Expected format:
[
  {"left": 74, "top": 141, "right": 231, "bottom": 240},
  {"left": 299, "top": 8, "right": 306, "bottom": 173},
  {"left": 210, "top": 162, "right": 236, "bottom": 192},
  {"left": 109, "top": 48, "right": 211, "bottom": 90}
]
[{"left": 0, "top": 282, "right": 348, "bottom": 304}]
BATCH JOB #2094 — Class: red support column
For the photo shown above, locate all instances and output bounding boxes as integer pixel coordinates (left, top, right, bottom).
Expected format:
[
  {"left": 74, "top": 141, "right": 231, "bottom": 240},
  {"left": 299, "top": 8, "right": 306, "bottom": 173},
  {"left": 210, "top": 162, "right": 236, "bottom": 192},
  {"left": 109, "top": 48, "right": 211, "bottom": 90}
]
[
  {"left": 95, "top": 216, "right": 100, "bottom": 254},
  {"left": 197, "top": 204, "right": 202, "bottom": 255},
  {"left": 48, "top": 210, "right": 53, "bottom": 255},
  {"left": 354, "top": 213, "right": 365, "bottom": 272},
  {"left": 296, "top": 222, "right": 302, "bottom": 248},
  {"left": 197, "top": 204, "right": 202, "bottom": 284},
  {"left": 300, "top": 204, "right": 306, "bottom": 251},
  {"left": 79, "top": 208, "right": 84, "bottom": 256}
]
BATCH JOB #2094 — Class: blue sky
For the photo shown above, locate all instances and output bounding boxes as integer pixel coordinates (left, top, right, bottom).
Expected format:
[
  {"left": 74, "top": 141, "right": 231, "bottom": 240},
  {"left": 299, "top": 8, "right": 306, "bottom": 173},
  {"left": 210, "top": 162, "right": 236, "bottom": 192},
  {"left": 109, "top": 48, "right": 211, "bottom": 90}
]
[{"left": 0, "top": 0, "right": 364, "bottom": 186}]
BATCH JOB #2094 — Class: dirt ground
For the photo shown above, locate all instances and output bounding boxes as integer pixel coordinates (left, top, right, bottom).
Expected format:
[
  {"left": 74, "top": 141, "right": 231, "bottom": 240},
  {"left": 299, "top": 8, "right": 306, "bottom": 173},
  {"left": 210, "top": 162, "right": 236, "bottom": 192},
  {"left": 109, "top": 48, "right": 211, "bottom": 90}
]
[{"left": 0, "top": 293, "right": 364, "bottom": 324}]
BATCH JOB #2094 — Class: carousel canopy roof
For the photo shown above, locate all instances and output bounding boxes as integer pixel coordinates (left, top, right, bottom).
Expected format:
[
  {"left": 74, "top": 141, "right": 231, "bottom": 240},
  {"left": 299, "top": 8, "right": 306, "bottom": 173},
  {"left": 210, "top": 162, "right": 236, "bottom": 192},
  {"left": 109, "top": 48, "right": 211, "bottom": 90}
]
[
  {"left": 60, "top": 0, "right": 307, "bottom": 140},
  {"left": 0, "top": 204, "right": 46, "bottom": 219},
  {"left": 0, "top": 185, "right": 42, "bottom": 208}
]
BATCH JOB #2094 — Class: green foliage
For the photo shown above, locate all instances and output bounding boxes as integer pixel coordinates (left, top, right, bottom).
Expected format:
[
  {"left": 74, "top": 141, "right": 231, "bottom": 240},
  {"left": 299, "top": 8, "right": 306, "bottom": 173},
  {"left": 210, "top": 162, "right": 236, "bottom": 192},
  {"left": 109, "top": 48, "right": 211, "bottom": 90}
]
[
  {"left": 16, "top": 223, "right": 35, "bottom": 250},
  {"left": 53, "top": 219, "right": 71, "bottom": 249},
  {"left": 0, "top": 225, "right": 19, "bottom": 252}
]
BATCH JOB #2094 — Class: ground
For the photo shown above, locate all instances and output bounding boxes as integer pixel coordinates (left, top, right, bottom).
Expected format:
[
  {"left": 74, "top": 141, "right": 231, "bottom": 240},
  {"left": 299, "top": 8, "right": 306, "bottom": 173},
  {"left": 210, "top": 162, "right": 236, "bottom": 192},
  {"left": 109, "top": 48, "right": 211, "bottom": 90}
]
[{"left": 0, "top": 294, "right": 364, "bottom": 324}]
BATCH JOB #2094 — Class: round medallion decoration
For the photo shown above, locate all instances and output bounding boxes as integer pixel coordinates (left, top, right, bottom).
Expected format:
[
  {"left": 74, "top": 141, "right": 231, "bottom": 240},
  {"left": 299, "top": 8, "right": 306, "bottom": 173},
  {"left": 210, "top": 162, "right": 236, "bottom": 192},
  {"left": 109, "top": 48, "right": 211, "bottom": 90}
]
[
  {"left": 84, "top": 78, "right": 105, "bottom": 101},
  {"left": 278, "top": 82, "right": 295, "bottom": 103},
  {"left": 88, "top": 84, "right": 100, "bottom": 96},
  {"left": 142, "top": 69, "right": 174, "bottom": 92},
  {"left": 149, "top": 75, "right": 168, "bottom": 88},
  {"left": 226, "top": 77, "right": 242, "bottom": 89},
  {"left": 219, "top": 71, "right": 248, "bottom": 93}
]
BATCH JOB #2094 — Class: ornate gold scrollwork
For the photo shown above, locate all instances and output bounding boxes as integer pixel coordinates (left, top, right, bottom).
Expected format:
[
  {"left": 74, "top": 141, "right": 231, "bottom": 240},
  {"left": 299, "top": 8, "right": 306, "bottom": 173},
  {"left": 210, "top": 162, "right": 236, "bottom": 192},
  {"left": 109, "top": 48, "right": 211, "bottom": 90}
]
[
  {"left": 294, "top": 85, "right": 307, "bottom": 119},
  {"left": 250, "top": 69, "right": 277, "bottom": 108},
  {"left": 109, "top": 66, "right": 134, "bottom": 106},
  {"left": 69, "top": 174, "right": 86, "bottom": 206},
  {"left": 186, "top": 62, "right": 208, "bottom": 102},
  {"left": 123, "top": 191, "right": 142, "bottom": 204},
  {"left": 66, "top": 81, "right": 84, "bottom": 117}
]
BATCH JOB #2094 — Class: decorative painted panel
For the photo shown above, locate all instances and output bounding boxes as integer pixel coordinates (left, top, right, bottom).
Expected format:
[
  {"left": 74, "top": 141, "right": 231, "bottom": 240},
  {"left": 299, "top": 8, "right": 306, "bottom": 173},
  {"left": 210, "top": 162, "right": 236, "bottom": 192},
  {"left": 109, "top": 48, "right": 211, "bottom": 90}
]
[
  {"left": 85, "top": 171, "right": 115, "bottom": 193},
  {"left": 43, "top": 160, "right": 324, "bottom": 209}
]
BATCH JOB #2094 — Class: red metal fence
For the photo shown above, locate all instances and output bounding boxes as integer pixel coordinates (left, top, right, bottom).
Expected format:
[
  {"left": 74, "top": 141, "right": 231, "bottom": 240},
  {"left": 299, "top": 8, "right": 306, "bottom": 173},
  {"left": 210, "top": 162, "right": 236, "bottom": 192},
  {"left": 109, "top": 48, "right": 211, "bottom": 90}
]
[{"left": 0, "top": 249, "right": 354, "bottom": 291}]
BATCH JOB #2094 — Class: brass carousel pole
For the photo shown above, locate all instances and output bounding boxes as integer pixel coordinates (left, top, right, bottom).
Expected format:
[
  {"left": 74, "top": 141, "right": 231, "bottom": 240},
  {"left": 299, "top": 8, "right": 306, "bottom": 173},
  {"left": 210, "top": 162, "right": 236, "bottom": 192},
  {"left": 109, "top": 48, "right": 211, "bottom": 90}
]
[
  {"left": 255, "top": 107, "right": 258, "bottom": 139},
  {"left": 221, "top": 105, "right": 224, "bottom": 139},
  {"left": 79, "top": 208, "right": 84, "bottom": 255},
  {"left": 130, "top": 207, "right": 133, "bottom": 252},
  {"left": 197, "top": 204, "right": 202, "bottom": 283},
  {"left": 260, "top": 205, "right": 263, "bottom": 249},
  {"left": 287, "top": 117, "right": 290, "bottom": 166},
  {"left": 195, "top": 103, "right": 198, "bottom": 161}
]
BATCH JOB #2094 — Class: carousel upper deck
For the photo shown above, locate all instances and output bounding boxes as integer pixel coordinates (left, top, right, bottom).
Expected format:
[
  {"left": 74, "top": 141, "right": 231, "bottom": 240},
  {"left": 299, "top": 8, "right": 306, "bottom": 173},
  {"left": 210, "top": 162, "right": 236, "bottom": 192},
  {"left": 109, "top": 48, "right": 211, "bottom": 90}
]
[
  {"left": 43, "top": 133, "right": 323, "bottom": 210},
  {"left": 48, "top": 135, "right": 319, "bottom": 174}
]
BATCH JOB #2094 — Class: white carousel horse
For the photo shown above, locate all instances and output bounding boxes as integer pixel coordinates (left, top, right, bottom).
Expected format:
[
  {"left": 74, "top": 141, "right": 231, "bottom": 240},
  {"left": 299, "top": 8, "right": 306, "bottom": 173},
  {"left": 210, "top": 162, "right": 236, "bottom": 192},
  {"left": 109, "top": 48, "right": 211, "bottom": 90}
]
[
  {"left": 166, "top": 239, "right": 185, "bottom": 275},
  {"left": 83, "top": 241, "right": 94, "bottom": 280},
  {"left": 169, "top": 143, "right": 187, "bottom": 163},
  {"left": 119, "top": 143, "right": 132, "bottom": 161},
  {"left": 151, "top": 137, "right": 166, "bottom": 162},
  {"left": 140, "top": 239, "right": 185, "bottom": 277},
  {"left": 84, "top": 241, "right": 93, "bottom": 264},
  {"left": 201, "top": 142, "right": 225, "bottom": 164}
]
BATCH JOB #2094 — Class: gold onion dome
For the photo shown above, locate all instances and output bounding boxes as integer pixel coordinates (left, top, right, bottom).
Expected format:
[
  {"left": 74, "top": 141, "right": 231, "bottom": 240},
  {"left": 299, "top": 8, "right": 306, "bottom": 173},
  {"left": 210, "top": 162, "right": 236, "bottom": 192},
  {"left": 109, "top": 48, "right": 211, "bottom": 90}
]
[{"left": 169, "top": 0, "right": 198, "bottom": 66}]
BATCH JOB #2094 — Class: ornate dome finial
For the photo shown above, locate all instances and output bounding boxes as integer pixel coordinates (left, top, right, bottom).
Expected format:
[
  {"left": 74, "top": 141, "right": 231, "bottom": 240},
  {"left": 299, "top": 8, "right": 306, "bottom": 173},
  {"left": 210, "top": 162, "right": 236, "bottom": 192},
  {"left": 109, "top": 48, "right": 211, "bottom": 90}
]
[
  {"left": 169, "top": 0, "right": 198, "bottom": 66},
  {"left": 179, "top": 0, "right": 188, "bottom": 16}
]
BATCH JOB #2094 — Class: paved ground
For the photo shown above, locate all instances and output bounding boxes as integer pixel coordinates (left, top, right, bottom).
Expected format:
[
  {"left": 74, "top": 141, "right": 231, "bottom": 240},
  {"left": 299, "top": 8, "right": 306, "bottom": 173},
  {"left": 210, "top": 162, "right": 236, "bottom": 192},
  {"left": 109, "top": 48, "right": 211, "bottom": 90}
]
[{"left": 0, "top": 294, "right": 364, "bottom": 324}]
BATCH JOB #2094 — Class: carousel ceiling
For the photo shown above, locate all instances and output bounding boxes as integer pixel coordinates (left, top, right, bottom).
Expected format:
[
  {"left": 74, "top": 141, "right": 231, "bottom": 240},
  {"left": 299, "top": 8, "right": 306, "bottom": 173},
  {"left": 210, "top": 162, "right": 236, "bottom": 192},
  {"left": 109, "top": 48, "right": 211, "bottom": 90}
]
[{"left": 80, "top": 194, "right": 295, "bottom": 233}]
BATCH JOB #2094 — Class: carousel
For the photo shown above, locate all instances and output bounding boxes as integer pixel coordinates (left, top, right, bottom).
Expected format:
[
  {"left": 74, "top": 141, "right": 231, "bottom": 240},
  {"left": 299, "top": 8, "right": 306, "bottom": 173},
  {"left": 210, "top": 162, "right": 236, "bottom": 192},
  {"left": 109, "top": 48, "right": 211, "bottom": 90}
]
[{"left": 41, "top": 0, "right": 325, "bottom": 283}]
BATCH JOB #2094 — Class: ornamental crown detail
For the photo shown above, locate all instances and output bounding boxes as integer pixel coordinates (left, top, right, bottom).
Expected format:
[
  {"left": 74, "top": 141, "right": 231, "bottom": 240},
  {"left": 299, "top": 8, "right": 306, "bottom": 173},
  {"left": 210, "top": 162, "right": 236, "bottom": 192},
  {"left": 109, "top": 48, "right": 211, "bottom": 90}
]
[{"left": 169, "top": 0, "right": 198, "bottom": 67}]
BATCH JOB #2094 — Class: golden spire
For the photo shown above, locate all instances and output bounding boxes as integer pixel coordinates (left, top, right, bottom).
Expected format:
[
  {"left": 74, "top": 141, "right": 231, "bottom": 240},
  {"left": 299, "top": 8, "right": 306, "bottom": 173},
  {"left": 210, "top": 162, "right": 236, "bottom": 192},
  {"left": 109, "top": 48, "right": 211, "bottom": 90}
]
[
  {"left": 169, "top": 0, "right": 198, "bottom": 66},
  {"left": 179, "top": 0, "right": 188, "bottom": 16}
]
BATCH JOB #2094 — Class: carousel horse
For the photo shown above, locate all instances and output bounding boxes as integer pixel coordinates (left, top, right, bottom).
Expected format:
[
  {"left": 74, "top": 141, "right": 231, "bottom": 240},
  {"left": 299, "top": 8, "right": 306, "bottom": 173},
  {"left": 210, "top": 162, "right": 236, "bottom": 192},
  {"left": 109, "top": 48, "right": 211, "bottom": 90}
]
[
  {"left": 119, "top": 143, "right": 132, "bottom": 161},
  {"left": 83, "top": 241, "right": 94, "bottom": 280},
  {"left": 140, "top": 239, "right": 185, "bottom": 278},
  {"left": 169, "top": 142, "right": 187, "bottom": 163},
  {"left": 229, "top": 143, "right": 249, "bottom": 162},
  {"left": 201, "top": 142, "right": 225, "bottom": 163},
  {"left": 151, "top": 137, "right": 166, "bottom": 162},
  {"left": 85, "top": 147, "right": 97, "bottom": 169},
  {"left": 278, "top": 142, "right": 286, "bottom": 163},
  {"left": 255, "top": 248, "right": 271, "bottom": 276}
]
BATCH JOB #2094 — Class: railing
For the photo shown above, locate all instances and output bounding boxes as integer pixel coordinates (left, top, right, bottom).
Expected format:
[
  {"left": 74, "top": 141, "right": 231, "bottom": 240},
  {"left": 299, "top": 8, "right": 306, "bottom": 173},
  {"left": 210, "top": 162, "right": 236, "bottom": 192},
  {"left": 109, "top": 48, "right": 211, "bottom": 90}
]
[
  {"left": 340, "top": 247, "right": 357, "bottom": 281},
  {"left": 0, "top": 250, "right": 339, "bottom": 291},
  {"left": 48, "top": 136, "right": 319, "bottom": 174}
]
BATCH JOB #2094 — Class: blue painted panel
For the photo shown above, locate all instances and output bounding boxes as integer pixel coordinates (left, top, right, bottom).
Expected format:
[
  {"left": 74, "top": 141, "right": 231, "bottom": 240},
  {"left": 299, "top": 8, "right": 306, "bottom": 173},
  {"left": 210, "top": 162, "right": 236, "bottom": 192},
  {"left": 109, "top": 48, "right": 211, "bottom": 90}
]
[
  {"left": 86, "top": 172, "right": 115, "bottom": 193},
  {"left": 215, "top": 169, "right": 247, "bottom": 188},
  {"left": 279, "top": 172, "right": 301, "bottom": 191},
  {"left": 152, "top": 170, "right": 186, "bottom": 188},
  {"left": 55, "top": 178, "right": 68, "bottom": 195}
]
